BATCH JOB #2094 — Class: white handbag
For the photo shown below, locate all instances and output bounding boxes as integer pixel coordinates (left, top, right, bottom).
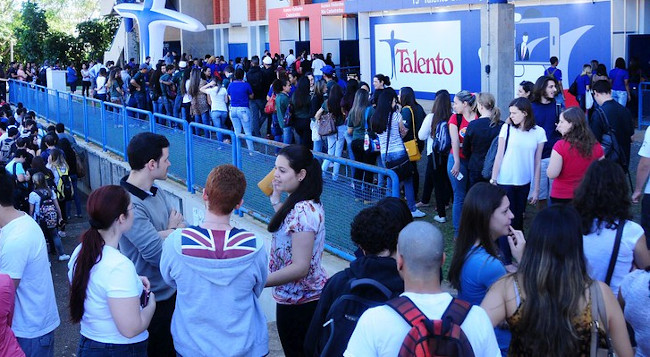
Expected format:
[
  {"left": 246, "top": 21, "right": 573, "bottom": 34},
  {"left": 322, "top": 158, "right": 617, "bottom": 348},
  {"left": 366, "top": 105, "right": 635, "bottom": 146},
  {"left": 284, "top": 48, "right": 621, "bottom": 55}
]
[{"left": 310, "top": 119, "right": 321, "bottom": 142}]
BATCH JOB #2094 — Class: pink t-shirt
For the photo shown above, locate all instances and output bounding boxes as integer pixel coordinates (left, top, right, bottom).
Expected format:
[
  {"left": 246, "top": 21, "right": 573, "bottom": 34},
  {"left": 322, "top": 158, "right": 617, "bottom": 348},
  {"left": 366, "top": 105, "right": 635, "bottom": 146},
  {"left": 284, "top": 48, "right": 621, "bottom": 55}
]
[
  {"left": 550, "top": 140, "right": 604, "bottom": 199},
  {"left": 0, "top": 274, "right": 25, "bottom": 357}
]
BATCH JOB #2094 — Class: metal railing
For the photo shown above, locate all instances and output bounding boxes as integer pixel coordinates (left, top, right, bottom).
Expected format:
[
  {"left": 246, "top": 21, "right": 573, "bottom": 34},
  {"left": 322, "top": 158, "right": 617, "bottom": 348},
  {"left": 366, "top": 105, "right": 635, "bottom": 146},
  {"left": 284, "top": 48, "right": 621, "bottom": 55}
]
[
  {"left": 8, "top": 79, "right": 399, "bottom": 260},
  {"left": 639, "top": 82, "right": 650, "bottom": 128}
]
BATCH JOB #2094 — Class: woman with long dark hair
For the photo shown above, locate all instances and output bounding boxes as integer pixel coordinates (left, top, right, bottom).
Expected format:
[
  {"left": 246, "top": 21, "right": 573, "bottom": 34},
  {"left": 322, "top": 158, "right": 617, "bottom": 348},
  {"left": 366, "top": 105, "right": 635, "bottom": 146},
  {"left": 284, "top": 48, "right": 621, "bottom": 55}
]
[
  {"left": 546, "top": 107, "right": 603, "bottom": 204},
  {"left": 317, "top": 84, "right": 346, "bottom": 180},
  {"left": 417, "top": 90, "right": 452, "bottom": 221},
  {"left": 265, "top": 145, "right": 326, "bottom": 357},
  {"left": 310, "top": 79, "right": 328, "bottom": 154},
  {"left": 347, "top": 88, "right": 376, "bottom": 201},
  {"left": 227, "top": 68, "right": 255, "bottom": 151},
  {"left": 292, "top": 76, "right": 313, "bottom": 147},
  {"left": 481, "top": 204, "right": 633, "bottom": 357},
  {"left": 68, "top": 186, "right": 155, "bottom": 356},
  {"left": 371, "top": 89, "right": 425, "bottom": 218},
  {"left": 448, "top": 182, "right": 519, "bottom": 355},
  {"left": 490, "top": 97, "right": 546, "bottom": 231},
  {"left": 342, "top": 79, "right": 360, "bottom": 166},
  {"left": 400, "top": 87, "right": 426, "bottom": 201},
  {"left": 448, "top": 90, "right": 478, "bottom": 234},
  {"left": 188, "top": 67, "right": 211, "bottom": 136},
  {"left": 609, "top": 57, "right": 631, "bottom": 107},
  {"left": 573, "top": 160, "right": 650, "bottom": 297}
]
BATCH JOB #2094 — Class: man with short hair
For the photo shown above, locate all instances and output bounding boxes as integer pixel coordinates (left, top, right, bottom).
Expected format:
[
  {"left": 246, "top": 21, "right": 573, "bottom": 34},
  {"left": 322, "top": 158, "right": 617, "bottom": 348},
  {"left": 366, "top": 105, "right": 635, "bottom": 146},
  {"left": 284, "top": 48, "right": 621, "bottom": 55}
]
[
  {"left": 120, "top": 132, "right": 183, "bottom": 357},
  {"left": 160, "top": 64, "right": 175, "bottom": 117},
  {"left": 172, "top": 61, "right": 187, "bottom": 119},
  {"left": 247, "top": 57, "right": 268, "bottom": 137},
  {"left": 55, "top": 123, "right": 77, "bottom": 148},
  {"left": 345, "top": 221, "right": 500, "bottom": 357},
  {"left": 286, "top": 49, "right": 296, "bottom": 69},
  {"left": 530, "top": 75, "right": 561, "bottom": 207},
  {"left": 589, "top": 80, "right": 635, "bottom": 171},
  {"left": 160, "top": 164, "right": 268, "bottom": 357},
  {"left": 0, "top": 168, "right": 60, "bottom": 357},
  {"left": 130, "top": 64, "right": 149, "bottom": 111},
  {"left": 39, "top": 134, "right": 58, "bottom": 162}
]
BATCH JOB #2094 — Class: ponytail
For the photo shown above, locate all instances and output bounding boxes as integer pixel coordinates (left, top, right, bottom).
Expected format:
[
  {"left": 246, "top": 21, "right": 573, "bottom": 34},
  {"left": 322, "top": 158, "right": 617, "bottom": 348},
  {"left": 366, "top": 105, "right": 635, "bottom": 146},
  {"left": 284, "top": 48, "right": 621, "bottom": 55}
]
[
  {"left": 490, "top": 107, "right": 501, "bottom": 126},
  {"left": 69, "top": 228, "right": 105, "bottom": 323},
  {"left": 268, "top": 146, "right": 323, "bottom": 232}
]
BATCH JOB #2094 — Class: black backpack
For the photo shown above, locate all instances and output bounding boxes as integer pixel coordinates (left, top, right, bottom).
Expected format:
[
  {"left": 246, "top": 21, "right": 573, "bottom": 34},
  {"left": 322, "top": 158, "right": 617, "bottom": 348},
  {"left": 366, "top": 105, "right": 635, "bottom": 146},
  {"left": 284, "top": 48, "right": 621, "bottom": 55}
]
[
  {"left": 317, "top": 278, "right": 396, "bottom": 356},
  {"left": 596, "top": 107, "right": 627, "bottom": 170},
  {"left": 35, "top": 189, "right": 59, "bottom": 229},
  {"left": 0, "top": 137, "right": 14, "bottom": 164}
]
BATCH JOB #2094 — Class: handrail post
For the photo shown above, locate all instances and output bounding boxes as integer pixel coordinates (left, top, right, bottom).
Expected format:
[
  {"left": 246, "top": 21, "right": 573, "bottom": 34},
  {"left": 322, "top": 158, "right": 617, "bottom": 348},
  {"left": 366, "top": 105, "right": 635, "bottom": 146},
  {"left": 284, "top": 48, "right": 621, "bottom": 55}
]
[
  {"left": 122, "top": 106, "right": 129, "bottom": 161},
  {"left": 68, "top": 95, "right": 74, "bottom": 129},
  {"left": 83, "top": 96, "right": 89, "bottom": 141},
  {"left": 100, "top": 102, "right": 107, "bottom": 152},
  {"left": 45, "top": 90, "right": 51, "bottom": 120},
  {"left": 185, "top": 121, "right": 193, "bottom": 193},
  {"left": 55, "top": 90, "right": 61, "bottom": 123}
]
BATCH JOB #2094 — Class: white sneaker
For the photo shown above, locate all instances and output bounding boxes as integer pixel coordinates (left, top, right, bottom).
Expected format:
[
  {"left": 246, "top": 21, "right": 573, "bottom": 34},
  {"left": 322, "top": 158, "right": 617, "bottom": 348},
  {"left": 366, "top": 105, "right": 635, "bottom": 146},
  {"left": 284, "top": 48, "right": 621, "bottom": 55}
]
[
  {"left": 411, "top": 209, "right": 426, "bottom": 218},
  {"left": 58, "top": 231, "right": 67, "bottom": 238},
  {"left": 434, "top": 215, "right": 447, "bottom": 223},
  {"left": 58, "top": 254, "right": 70, "bottom": 261}
]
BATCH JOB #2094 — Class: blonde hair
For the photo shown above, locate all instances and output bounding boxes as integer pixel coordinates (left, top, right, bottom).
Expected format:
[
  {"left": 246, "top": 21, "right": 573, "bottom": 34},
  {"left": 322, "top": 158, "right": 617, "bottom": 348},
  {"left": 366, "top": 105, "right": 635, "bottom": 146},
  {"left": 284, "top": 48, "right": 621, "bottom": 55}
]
[{"left": 477, "top": 92, "right": 501, "bottom": 126}]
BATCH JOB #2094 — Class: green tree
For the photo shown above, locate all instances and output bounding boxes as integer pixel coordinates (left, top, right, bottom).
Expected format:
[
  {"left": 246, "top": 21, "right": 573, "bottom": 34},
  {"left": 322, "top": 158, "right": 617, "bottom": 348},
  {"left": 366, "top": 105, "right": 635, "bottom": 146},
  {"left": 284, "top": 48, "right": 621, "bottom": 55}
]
[
  {"left": 13, "top": 1, "right": 48, "bottom": 63},
  {"left": 0, "top": 0, "right": 19, "bottom": 62},
  {"left": 77, "top": 16, "right": 120, "bottom": 62}
]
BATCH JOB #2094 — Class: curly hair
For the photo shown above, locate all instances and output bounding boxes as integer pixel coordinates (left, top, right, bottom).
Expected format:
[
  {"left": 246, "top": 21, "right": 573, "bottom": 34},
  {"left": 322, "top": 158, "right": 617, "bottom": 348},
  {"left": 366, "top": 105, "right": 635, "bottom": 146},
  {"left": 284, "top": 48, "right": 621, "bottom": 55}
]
[
  {"left": 560, "top": 107, "right": 597, "bottom": 158},
  {"left": 350, "top": 197, "right": 412, "bottom": 255},
  {"left": 573, "top": 160, "right": 631, "bottom": 233}
]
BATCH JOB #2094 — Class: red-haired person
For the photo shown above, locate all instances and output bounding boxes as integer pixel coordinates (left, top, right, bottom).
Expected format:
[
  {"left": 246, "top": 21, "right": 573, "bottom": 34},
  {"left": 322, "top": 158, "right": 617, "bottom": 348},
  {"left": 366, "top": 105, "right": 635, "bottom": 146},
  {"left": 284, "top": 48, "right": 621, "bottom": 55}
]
[
  {"left": 161, "top": 165, "right": 268, "bottom": 356},
  {"left": 68, "top": 186, "right": 156, "bottom": 356}
]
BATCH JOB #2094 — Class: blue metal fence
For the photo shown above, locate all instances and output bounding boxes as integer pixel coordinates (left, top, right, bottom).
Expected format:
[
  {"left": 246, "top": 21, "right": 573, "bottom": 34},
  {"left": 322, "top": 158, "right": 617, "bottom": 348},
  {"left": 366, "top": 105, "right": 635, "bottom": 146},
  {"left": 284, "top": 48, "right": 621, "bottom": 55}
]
[
  {"left": 8, "top": 79, "right": 400, "bottom": 260},
  {"left": 639, "top": 82, "right": 650, "bottom": 128}
]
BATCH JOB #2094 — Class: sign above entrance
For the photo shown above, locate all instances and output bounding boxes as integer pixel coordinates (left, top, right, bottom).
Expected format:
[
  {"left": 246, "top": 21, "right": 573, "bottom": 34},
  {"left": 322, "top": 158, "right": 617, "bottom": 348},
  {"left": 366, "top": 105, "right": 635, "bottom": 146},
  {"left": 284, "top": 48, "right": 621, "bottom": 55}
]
[{"left": 346, "top": 0, "right": 488, "bottom": 13}]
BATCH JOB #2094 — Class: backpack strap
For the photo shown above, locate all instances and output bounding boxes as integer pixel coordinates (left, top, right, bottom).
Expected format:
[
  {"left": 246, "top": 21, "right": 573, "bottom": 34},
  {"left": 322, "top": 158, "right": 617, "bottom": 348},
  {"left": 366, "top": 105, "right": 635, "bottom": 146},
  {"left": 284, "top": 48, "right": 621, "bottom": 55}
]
[
  {"left": 440, "top": 298, "right": 472, "bottom": 327},
  {"left": 350, "top": 278, "right": 393, "bottom": 299},
  {"left": 386, "top": 296, "right": 427, "bottom": 327},
  {"left": 605, "top": 220, "right": 625, "bottom": 285}
]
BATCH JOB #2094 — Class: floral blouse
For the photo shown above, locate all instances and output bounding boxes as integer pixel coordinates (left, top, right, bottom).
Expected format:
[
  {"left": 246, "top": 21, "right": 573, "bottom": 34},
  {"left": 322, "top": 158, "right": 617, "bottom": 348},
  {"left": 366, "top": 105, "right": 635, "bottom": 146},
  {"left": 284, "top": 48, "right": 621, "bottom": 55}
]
[{"left": 269, "top": 200, "right": 327, "bottom": 305}]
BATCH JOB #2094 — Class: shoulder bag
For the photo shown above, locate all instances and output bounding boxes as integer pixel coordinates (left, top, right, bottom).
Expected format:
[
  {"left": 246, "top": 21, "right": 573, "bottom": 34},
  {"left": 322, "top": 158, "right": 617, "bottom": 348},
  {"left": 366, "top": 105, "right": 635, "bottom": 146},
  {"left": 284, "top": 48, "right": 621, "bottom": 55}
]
[
  {"left": 384, "top": 114, "right": 412, "bottom": 181},
  {"left": 589, "top": 282, "right": 615, "bottom": 357},
  {"left": 402, "top": 106, "right": 422, "bottom": 161},
  {"left": 264, "top": 93, "right": 276, "bottom": 114},
  {"left": 363, "top": 107, "right": 380, "bottom": 152},
  {"left": 318, "top": 112, "right": 337, "bottom": 137}
]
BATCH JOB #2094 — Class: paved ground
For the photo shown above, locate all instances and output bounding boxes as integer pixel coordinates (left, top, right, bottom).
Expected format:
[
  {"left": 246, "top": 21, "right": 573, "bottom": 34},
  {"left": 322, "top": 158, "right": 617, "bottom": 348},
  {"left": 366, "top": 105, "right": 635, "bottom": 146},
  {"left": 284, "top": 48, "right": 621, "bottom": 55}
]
[{"left": 50, "top": 193, "right": 285, "bottom": 356}]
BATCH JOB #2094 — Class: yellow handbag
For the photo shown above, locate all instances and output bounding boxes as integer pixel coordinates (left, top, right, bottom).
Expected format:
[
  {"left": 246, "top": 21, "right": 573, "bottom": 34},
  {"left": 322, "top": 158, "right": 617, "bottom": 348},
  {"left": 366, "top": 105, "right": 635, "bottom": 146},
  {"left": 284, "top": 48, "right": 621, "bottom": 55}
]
[{"left": 403, "top": 106, "right": 422, "bottom": 161}]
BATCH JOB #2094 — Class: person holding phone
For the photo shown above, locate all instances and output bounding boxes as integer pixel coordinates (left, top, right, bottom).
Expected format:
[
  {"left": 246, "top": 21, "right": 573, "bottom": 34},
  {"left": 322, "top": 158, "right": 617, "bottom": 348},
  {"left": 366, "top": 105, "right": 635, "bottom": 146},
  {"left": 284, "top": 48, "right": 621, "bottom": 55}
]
[
  {"left": 448, "top": 182, "right": 522, "bottom": 356},
  {"left": 68, "top": 185, "right": 156, "bottom": 356}
]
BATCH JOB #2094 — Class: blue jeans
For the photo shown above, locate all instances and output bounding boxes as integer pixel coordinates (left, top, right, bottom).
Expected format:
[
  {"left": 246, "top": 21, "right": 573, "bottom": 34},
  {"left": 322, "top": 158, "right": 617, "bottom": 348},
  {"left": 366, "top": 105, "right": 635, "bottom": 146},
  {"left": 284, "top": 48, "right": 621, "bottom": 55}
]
[
  {"left": 161, "top": 97, "right": 173, "bottom": 117},
  {"left": 230, "top": 106, "right": 254, "bottom": 151},
  {"left": 66, "top": 174, "right": 82, "bottom": 216},
  {"left": 249, "top": 98, "right": 267, "bottom": 137},
  {"left": 611, "top": 90, "right": 628, "bottom": 107},
  {"left": 152, "top": 96, "right": 162, "bottom": 114},
  {"left": 17, "top": 330, "right": 55, "bottom": 357},
  {"left": 385, "top": 150, "right": 417, "bottom": 212},
  {"left": 321, "top": 124, "right": 347, "bottom": 180},
  {"left": 134, "top": 92, "right": 147, "bottom": 111},
  {"left": 210, "top": 110, "right": 228, "bottom": 141},
  {"left": 173, "top": 95, "right": 182, "bottom": 119},
  {"left": 193, "top": 111, "right": 210, "bottom": 136},
  {"left": 499, "top": 183, "right": 530, "bottom": 231},
  {"left": 282, "top": 126, "right": 295, "bottom": 144},
  {"left": 447, "top": 155, "right": 469, "bottom": 235},
  {"left": 77, "top": 336, "right": 148, "bottom": 357},
  {"left": 344, "top": 129, "right": 355, "bottom": 177}
]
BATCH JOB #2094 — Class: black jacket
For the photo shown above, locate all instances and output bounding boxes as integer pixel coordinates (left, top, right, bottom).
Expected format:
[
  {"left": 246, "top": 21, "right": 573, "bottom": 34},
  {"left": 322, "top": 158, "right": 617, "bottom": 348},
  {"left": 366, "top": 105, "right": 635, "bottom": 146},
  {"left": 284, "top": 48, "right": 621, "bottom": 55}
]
[
  {"left": 246, "top": 66, "right": 266, "bottom": 100},
  {"left": 589, "top": 99, "right": 634, "bottom": 169},
  {"left": 304, "top": 256, "right": 404, "bottom": 356}
]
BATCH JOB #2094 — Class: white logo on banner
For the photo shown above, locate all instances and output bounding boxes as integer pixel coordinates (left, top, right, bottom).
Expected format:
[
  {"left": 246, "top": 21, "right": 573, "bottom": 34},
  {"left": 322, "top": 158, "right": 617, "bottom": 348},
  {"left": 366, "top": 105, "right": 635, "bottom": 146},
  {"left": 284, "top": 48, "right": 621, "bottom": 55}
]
[{"left": 375, "top": 21, "right": 462, "bottom": 94}]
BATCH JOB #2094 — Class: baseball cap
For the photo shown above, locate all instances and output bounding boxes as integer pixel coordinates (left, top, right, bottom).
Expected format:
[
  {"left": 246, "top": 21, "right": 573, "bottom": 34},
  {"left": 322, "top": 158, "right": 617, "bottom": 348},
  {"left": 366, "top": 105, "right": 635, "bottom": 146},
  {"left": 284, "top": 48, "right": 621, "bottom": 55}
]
[
  {"left": 321, "top": 65, "right": 335, "bottom": 76},
  {"left": 179, "top": 61, "right": 187, "bottom": 69},
  {"left": 139, "top": 63, "right": 148, "bottom": 70},
  {"left": 262, "top": 56, "right": 272, "bottom": 65}
]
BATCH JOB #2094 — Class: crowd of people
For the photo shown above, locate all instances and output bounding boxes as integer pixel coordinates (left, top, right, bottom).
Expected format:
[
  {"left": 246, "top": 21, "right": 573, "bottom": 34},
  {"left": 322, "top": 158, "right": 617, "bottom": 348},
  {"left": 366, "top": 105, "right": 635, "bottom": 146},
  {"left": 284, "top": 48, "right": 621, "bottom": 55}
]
[{"left": 0, "top": 50, "right": 649, "bottom": 357}]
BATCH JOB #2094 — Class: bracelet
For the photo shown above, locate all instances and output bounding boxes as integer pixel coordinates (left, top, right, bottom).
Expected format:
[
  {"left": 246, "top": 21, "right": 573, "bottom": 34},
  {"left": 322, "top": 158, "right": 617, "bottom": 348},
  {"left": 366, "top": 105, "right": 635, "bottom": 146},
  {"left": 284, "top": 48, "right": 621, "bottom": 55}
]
[{"left": 271, "top": 200, "right": 281, "bottom": 206}]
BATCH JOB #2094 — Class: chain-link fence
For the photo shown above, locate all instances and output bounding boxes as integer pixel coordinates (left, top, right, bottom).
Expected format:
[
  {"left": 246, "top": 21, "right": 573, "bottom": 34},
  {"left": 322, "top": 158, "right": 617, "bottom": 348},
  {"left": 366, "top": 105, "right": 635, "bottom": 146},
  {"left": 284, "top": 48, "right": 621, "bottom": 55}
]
[{"left": 8, "top": 80, "right": 400, "bottom": 259}]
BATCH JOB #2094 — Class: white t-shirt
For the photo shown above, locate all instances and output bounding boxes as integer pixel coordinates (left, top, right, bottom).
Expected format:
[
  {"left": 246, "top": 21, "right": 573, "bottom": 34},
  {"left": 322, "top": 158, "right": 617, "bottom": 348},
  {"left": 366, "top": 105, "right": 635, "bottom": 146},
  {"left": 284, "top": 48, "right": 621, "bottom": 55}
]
[
  {"left": 638, "top": 129, "right": 650, "bottom": 194},
  {"left": 0, "top": 214, "right": 60, "bottom": 338},
  {"left": 28, "top": 189, "right": 58, "bottom": 219},
  {"left": 344, "top": 292, "right": 500, "bottom": 357},
  {"left": 95, "top": 76, "right": 107, "bottom": 94},
  {"left": 583, "top": 220, "right": 643, "bottom": 297},
  {"left": 620, "top": 270, "right": 650, "bottom": 357},
  {"left": 312, "top": 58, "right": 326, "bottom": 76},
  {"left": 68, "top": 244, "right": 147, "bottom": 344},
  {"left": 183, "top": 81, "right": 192, "bottom": 104},
  {"left": 497, "top": 124, "right": 547, "bottom": 186},
  {"left": 205, "top": 86, "right": 228, "bottom": 112}
]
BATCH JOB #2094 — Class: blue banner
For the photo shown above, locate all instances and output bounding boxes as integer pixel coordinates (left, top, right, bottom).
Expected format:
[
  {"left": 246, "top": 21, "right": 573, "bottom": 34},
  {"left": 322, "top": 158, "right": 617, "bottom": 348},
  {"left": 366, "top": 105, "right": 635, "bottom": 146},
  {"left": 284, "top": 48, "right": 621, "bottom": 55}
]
[{"left": 346, "top": 0, "right": 487, "bottom": 13}]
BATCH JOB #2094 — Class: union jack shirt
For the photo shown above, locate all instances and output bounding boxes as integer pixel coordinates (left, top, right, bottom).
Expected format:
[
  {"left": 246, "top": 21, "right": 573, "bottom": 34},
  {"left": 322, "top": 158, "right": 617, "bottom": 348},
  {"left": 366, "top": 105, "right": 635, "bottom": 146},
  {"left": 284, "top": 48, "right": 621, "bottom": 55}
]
[{"left": 181, "top": 226, "right": 257, "bottom": 259}]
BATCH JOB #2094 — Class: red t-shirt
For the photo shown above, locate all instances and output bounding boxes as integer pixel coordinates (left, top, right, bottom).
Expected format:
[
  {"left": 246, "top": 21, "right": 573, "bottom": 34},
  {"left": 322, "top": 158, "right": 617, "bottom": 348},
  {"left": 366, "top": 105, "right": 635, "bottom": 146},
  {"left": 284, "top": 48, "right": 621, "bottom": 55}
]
[
  {"left": 450, "top": 113, "right": 474, "bottom": 160},
  {"left": 0, "top": 274, "right": 23, "bottom": 357},
  {"left": 550, "top": 140, "right": 604, "bottom": 199}
]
